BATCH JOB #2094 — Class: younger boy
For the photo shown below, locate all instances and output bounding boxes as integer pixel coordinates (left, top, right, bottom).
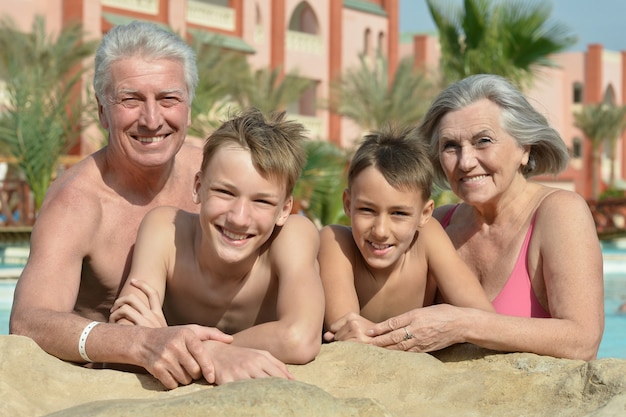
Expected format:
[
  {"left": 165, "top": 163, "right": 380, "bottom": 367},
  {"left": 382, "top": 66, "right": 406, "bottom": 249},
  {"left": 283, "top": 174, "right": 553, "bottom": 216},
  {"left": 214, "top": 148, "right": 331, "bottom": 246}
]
[
  {"left": 319, "top": 126, "right": 493, "bottom": 344},
  {"left": 110, "top": 108, "right": 324, "bottom": 384}
]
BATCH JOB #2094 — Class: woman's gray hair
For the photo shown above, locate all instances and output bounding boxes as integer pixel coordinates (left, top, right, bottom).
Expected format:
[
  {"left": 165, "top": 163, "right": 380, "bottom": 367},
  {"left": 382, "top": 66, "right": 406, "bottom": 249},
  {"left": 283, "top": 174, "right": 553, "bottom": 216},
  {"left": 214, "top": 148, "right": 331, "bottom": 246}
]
[
  {"left": 93, "top": 20, "right": 198, "bottom": 104},
  {"left": 418, "top": 74, "right": 570, "bottom": 189}
]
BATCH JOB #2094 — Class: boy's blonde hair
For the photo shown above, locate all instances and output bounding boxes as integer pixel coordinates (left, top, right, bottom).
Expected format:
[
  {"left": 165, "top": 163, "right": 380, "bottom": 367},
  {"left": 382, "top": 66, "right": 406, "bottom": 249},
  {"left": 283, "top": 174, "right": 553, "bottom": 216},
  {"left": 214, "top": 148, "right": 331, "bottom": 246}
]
[
  {"left": 348, "top": 125, "right": 433, "bottom": 200},
  {"left": 201, "top": 108, "right": 307, "bottom": 197}
]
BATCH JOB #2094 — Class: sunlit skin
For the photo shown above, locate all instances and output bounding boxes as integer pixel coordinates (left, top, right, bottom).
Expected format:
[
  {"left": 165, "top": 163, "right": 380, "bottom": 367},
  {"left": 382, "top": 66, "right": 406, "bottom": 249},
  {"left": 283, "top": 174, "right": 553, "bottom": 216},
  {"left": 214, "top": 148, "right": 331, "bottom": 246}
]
[
  {"left": 319, "top": 166, "right": 494, "bottom": 344},
  {"left": 437, "top": 99, "right": 530, "bottom": 221},
  {"left": 98, "top": 57, "right": 192, "bottom": 171},
  {"left": 193, "top": 144, "right": 292, "bottom": 269},
  {"left": 345, "top": 166, "right": 429, "bottom": 276},
  {"left": 367, "top": 98, "right": 604, "bottom": 360},
  {"left": 110, "top": 142, "right": 325, "bottom": 379},
  {"left": 8, "top": 49, "right": 239, "bottom": 390}
]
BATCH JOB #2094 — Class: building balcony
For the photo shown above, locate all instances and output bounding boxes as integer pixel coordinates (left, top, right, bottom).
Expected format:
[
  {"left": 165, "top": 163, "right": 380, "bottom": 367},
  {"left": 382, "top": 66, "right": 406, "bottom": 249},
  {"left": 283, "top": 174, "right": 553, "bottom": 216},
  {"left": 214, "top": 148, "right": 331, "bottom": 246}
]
[
  {"left": 101, "top": 0, "right": 158, "bottom": 15},
  {"left": 286, "top": 31, "right": 323, "bottom": 54},
  {"left": 187, "top": 1, "right": 235, "bottom": 31}
]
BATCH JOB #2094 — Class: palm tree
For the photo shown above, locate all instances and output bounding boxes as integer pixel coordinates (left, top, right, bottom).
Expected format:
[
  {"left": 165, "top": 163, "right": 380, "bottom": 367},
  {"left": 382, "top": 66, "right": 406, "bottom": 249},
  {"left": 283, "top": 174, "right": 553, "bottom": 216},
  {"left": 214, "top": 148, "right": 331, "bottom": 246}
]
[
  {"left": 230, "top": 66, "right": 315, "bottom": 116},
  {"left": 188, "top": 37, "right": 250, "bottom": 139},
  {"left": 0, "top": 16, "right": 97, "bottom": 211},
  {"left": 330, "top": 53, "right": 434, "bottom": 133},
  {"left": 293, "top": 140, "right": 349, "bottom": 227},
  {"left": 189, "top": 35, "right": 315, "bottom": 138},
  {"left": 574, "top": 103, "right": 626, "bottom": 200},
  {"left": 426, "top": 0, "right": 577, "bottom": 88}
]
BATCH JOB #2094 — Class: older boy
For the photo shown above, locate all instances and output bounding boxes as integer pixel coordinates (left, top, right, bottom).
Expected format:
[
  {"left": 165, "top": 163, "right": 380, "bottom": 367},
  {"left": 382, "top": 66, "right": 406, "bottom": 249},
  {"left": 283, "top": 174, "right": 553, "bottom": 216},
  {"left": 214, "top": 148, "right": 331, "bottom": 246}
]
[
  {"left": 319, "top": 126, "right": 493, "bottom": 345},
  {"left": 110, "top": 108, "right": 324, "bottom": 383}
]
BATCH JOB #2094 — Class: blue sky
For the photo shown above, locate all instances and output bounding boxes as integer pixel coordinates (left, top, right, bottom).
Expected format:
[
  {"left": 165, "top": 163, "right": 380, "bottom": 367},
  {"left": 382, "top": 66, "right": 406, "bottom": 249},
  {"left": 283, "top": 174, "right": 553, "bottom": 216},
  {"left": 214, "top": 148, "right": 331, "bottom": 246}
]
[{"left": 399, "top": 0, "right": 626, "bottom": 52}]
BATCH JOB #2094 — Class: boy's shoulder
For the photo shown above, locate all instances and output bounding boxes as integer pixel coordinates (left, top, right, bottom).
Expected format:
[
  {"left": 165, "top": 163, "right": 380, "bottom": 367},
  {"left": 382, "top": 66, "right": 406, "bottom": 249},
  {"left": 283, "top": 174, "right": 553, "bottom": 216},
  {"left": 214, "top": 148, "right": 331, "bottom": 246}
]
[
  {"left": 319, "top": 224, "right": 358, "bottom": 259},
  {"left": 142, "top": 206, "right": 197, "bottom": 230},
  {"left": 319, "top": 223, "right": 352, "bottom": 240},
  {"left": 273, "top": 214, "right": 319, "bottom": 243}
]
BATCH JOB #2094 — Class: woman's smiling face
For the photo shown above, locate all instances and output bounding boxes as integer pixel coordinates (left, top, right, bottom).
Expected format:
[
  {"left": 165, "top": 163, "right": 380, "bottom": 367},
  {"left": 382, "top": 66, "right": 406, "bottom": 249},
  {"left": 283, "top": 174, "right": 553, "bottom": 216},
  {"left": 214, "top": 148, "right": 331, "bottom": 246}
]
[{"left": 437, "top": 99, "right": 530, "bottom": 207}]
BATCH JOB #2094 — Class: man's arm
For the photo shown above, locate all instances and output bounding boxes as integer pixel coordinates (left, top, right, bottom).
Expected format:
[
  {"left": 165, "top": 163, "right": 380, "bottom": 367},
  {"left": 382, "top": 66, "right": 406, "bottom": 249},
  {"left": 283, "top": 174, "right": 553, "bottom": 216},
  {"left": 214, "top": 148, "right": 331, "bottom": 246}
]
[
  {"left": 10, "top": 179, "right": 101, "bottom": 360},
  {"left": 232, "top": 215, "right": 324, "bottom": 364},
  {"left": 10, "top": 179, "right": 230, "bottom": 389}
]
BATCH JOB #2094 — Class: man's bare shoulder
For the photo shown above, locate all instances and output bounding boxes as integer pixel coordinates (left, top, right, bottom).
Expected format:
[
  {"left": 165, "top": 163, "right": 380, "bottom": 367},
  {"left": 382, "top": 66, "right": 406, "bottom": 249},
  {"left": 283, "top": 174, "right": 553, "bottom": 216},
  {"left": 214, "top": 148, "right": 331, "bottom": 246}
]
[
  {"left": 176, "top": 143, "right": 203, "bottom": 167},
  {"left": 26, "top": 152, "right": 108, "bottom": 265},
  {"left": 43, "top": 152, "right": 105, "bottom": 210}
]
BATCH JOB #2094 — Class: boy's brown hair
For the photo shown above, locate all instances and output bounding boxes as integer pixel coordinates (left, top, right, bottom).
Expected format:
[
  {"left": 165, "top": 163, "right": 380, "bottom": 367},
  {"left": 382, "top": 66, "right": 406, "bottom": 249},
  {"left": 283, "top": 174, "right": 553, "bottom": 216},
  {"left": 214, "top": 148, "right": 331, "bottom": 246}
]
[
  {"left": 201, "top": 107, "right": 307, "bottom": 197},
  {"left": 347, "top": 125, "right": 433, "bottom": 199}
]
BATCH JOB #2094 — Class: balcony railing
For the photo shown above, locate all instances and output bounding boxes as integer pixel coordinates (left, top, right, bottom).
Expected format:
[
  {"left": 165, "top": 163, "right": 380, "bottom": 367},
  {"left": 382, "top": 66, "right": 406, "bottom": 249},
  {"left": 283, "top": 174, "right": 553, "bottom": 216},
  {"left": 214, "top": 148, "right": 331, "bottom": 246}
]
[
  {"left": 0, "top": 179, "right": 34, "bottom": 227},
  {"left": 187, "top": 1, "right": 235, "bottom": 31},
  {"left": 286, "top": 31, "right": 323, "bottom": 54},
  {"left": 101, "top": 0, "right": 158, "bottom": 15}
]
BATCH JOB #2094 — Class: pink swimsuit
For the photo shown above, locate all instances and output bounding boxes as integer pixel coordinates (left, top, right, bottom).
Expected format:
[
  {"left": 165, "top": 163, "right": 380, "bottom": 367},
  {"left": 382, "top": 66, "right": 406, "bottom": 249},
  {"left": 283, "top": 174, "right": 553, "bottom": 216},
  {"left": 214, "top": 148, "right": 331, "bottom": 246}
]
[{"left": 441, "top": 206, "right": 550, "bottom": 318}]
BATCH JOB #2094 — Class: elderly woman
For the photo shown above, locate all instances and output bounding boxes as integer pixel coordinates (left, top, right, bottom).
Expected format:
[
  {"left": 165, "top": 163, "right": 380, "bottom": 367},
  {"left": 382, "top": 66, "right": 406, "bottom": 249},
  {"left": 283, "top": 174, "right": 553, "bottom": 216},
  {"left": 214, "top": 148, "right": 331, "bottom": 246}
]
[{"left": 368, "top": 74, "right": 603, "bottom": 360}]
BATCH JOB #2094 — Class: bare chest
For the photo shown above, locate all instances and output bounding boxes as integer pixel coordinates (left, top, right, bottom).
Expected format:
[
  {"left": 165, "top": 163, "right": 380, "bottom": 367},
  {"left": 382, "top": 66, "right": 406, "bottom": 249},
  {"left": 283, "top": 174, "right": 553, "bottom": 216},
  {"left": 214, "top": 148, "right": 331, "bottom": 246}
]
[
  {"left": 163, "top": 255, "right": 279, "bottom": 335},
  {"left": 455, "top": 230, "right": 531, "bottom": 299},
  {"left": 355, "top": 256, "right": 435, "bottom": 323}
]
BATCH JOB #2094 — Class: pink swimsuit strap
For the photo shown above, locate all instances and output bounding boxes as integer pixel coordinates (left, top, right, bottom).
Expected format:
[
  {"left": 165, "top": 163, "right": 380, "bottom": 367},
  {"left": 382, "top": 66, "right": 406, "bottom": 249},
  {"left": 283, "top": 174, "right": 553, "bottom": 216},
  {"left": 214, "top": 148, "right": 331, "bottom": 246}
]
[{"left": 440, "top": 206, "right": 550, "bottom": 318}]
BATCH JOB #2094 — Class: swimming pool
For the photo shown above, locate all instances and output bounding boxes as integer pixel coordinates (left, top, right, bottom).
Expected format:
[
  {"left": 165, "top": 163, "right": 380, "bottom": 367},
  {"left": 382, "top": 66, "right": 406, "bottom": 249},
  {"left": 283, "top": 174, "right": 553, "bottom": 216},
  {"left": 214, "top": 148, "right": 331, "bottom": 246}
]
[{"left": 1, "top": 242, "right": 625, "bottom": 358}]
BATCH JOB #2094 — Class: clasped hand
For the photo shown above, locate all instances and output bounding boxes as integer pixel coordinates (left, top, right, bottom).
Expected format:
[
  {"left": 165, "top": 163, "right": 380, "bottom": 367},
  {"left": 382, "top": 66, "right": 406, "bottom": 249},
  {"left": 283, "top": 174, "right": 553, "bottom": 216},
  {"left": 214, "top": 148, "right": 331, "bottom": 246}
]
[{"left": 108, "top": 279, "right": 292, "bottom": 388}]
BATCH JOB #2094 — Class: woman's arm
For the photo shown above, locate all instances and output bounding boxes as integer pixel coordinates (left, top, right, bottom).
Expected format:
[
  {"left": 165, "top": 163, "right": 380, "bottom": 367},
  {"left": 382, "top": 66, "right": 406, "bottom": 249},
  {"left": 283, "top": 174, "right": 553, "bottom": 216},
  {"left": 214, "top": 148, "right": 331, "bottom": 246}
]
[{"left": 368, "top": 191, "right": 604, "bottom": 360}]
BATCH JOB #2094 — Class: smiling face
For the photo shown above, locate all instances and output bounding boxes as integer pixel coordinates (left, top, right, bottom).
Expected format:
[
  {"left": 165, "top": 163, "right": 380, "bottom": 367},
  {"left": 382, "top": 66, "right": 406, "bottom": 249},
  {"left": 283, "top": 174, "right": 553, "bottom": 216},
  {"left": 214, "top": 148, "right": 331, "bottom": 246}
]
[
  {"left": 437, "top": 99, "right": 530, "bottom": 208},
  {"left": 344, "top": 166, "right": 433, "bottom": 272},
  {"left": 193, "top": 144, "right": 292, "bottom": 265},
  {"left": 98, "top": 57, "right": 191, "bottom": 168}
]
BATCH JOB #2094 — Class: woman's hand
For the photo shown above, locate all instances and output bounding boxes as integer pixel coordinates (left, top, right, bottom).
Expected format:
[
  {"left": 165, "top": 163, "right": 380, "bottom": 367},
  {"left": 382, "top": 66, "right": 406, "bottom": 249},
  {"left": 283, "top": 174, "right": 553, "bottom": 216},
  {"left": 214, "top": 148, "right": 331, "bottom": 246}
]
[
  {"left": 367, "top": 304, "right": 469, "bottom": 352},
  {"left": 110, "top": 279, "right": 167, "bottom": 327}
]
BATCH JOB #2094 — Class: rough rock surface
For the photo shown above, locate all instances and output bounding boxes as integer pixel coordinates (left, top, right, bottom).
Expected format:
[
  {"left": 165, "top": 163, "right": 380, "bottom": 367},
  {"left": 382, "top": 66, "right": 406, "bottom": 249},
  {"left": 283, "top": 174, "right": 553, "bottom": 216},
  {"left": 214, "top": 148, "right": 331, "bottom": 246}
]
[{"left": 1, "top": 335, "right": 625, "bottom": 416}]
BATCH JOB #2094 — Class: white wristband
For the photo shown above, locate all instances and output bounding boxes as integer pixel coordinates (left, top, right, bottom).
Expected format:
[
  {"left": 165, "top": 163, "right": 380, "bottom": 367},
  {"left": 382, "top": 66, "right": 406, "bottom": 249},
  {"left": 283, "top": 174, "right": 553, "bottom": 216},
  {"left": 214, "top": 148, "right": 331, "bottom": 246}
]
[{"left": 78, "top": 321, "right": 100, "bottom": 363}]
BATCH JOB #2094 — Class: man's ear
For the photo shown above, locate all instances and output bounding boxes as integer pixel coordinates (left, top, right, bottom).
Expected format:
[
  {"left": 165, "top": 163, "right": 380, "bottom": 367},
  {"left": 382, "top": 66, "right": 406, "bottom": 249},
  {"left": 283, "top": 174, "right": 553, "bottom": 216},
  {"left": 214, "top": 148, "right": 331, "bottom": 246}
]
[
  {"left": 192, "top": 171, "right": 202, "bottom": 204},
  {"left": 275, "top": 196, "right": 293, "bottom": 227},
  {"left": 418, "top": 199, "right": 435, "bottom": 228},
  {"left": 97, "top": 97, "right": 108, "bottom": 129}
]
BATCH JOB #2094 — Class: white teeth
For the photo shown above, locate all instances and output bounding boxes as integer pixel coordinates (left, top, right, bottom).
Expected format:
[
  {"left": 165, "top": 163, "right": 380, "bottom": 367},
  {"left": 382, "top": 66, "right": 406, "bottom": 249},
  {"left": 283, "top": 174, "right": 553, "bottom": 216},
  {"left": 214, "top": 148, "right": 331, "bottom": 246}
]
[
  {"left": 136, "top": 135, "right": 165, "bottom": 143},
  {"left": 222, "top": 229, "right": 248, "bottom": 241},
  {"left": 370, "top": 242, "right": 390, "bottom": 250},
  {"left": 463, "top": 175, "right": 487, "bottom": 183}
]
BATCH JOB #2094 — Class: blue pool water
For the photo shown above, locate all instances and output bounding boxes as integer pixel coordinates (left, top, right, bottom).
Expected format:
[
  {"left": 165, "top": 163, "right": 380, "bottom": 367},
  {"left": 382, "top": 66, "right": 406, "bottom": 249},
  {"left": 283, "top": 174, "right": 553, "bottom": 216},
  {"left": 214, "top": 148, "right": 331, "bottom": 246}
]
[{"left": 0, "top": 242, "right": 625, "bottom": 359}]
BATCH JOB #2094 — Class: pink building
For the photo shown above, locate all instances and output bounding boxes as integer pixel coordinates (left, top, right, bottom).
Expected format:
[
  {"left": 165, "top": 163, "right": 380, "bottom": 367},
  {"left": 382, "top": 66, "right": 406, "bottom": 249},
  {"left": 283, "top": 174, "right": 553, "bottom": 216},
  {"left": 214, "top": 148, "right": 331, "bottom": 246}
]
[
  {"left": 0, "top": 0, "right": 400, "bottom": 151},
  {"left": 0, "top": 0, "right": 623, "bottom": 200},
  {"left": 406, "top": 34, "right": 626, "bottom": 200}
]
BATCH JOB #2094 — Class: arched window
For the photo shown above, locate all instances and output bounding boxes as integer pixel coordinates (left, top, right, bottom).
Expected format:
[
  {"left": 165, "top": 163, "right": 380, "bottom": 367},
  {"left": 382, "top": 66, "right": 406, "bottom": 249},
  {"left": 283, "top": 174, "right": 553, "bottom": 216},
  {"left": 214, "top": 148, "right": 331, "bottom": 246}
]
[
  {"left": 573, "top": 82, "right": 583, "bottom": 103},
  {"left": 363, "top": 28, "right": 371, "bottom": 56},
  {"left": 377, "top": 31, "right": 385, "bottom": 54},
  {"left": 572, "top": 137, "right": 582, "bottom": 158},
  {"left": 288, "top": 2, "right": 318, "bottom": 34},
  {"left": 603, "top": 85, "right": 616, "bottom": 105}
]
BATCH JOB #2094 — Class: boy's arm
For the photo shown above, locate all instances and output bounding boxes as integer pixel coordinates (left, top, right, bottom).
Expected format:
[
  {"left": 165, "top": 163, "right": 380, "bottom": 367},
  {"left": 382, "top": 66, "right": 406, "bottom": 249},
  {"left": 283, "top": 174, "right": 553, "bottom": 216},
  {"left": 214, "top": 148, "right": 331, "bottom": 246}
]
[
  {"left": 232, "top": 215, "right": 324, "bottom": 364},
  {"left": 318, "top": 225, "right": 376, "bottom": 342},
  {"left": 422, "top": 219, "right": 494, "bottom": 312},
  {"left": 318, "top": 225, "right": 361, "bottom": 325},
  {"left": 109, "top": 206, "right": 174, "bottom": 326}
]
